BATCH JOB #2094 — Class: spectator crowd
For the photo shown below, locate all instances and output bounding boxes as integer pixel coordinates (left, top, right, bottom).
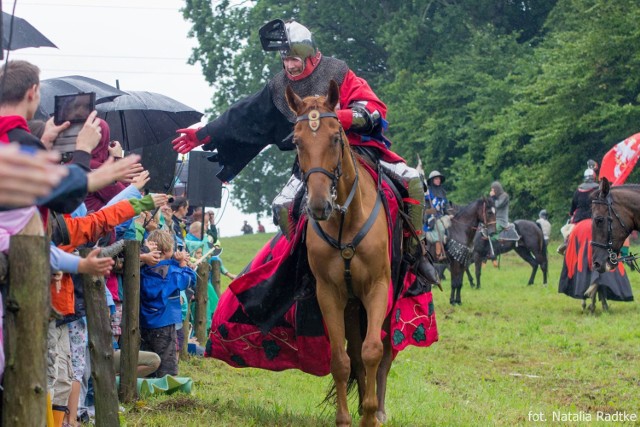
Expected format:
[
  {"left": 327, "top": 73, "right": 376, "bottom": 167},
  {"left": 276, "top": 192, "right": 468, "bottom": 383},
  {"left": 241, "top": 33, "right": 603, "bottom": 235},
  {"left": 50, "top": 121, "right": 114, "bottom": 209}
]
[{"left": 0, "top": 60, "right": 235, "bottom": 426}]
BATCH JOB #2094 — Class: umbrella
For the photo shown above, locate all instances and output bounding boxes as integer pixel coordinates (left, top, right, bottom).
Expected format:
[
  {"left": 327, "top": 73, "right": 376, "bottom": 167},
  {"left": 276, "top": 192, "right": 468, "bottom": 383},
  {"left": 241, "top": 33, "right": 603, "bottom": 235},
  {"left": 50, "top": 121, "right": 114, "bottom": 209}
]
[
  {"left": 96, "top": 90, "right": 203, "bottom": 151},
  {"left": 35, "top": 75, "right": 126, "bottom": 120},
  {"left": 2, "top": 11, "right": 57, "bottom": 51}
]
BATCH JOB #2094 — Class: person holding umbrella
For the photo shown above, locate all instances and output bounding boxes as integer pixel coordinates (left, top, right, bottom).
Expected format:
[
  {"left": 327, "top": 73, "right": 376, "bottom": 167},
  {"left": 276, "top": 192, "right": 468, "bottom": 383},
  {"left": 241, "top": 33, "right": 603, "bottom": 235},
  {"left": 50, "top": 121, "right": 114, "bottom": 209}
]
[{"left": 172, "top": 19, "right": 438, "bottom": 285}]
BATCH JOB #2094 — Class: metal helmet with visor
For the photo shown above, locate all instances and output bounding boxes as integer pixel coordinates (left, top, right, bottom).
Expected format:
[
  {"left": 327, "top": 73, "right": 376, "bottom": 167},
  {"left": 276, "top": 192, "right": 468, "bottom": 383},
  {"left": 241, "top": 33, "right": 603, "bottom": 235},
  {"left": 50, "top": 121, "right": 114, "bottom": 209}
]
[{"left": 259, "top": 19, "right": 317, "bottom": 62}]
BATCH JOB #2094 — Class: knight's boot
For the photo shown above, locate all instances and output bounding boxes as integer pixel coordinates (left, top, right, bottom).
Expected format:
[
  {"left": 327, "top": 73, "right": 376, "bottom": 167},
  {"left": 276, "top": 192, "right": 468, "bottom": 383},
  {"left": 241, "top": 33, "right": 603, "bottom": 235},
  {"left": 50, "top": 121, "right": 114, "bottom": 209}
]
[
  {"left": 410, "top": 238, "right": 441, "bottom": 287},
  {"left": 379, "top": 160, "right": 441, "bottom": 287},
  {"left": 272, "top": 174, "right": 303, "bottom": 239},
  {"left": 557, "top": 241, "right": 567, "bottom": 255}
]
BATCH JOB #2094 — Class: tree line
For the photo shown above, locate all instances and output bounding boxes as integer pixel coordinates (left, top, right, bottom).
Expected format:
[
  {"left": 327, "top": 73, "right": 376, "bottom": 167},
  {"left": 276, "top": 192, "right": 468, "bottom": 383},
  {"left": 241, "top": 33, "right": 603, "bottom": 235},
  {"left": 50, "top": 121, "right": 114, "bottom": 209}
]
[{"left": 182, "top": 0, "right": 640, "bottom": 228}]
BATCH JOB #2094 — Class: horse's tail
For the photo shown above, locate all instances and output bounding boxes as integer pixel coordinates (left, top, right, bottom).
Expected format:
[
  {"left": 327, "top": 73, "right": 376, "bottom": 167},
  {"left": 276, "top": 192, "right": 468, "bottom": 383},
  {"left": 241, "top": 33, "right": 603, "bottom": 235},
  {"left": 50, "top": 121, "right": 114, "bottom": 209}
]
[{"left": 321, "top": 370, "right": 359, "bottom": 410}]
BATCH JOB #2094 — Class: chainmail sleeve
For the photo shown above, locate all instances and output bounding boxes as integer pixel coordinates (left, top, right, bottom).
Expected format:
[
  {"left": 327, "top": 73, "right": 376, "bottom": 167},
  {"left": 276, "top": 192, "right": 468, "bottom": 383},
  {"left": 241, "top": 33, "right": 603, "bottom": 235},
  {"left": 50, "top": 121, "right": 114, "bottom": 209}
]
[{"left": 198, "top": 85, "right": 294, "bottom": 182}]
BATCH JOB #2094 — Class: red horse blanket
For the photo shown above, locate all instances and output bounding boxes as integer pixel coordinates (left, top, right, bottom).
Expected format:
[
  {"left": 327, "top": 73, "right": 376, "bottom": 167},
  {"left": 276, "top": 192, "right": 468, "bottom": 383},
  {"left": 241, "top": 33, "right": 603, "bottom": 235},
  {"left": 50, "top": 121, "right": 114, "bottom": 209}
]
[{"left": 205, "top": 165, "right": 438, "bottom": 376}]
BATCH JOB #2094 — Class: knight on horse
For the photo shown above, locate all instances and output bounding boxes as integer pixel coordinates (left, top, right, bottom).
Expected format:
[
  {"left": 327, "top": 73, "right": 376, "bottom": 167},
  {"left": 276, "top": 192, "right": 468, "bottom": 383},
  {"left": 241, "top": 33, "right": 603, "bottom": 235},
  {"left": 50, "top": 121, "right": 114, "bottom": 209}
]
[{"left": 172, "top": 19, "right": 438, "bottom": 285}]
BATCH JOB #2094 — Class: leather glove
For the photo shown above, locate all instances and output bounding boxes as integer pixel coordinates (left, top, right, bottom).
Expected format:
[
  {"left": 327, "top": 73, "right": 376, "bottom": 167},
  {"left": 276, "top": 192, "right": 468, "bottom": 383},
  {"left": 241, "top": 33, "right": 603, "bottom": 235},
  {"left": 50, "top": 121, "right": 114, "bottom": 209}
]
[{"left": 172, "top": 127, "right": 211, "bottom": 154}]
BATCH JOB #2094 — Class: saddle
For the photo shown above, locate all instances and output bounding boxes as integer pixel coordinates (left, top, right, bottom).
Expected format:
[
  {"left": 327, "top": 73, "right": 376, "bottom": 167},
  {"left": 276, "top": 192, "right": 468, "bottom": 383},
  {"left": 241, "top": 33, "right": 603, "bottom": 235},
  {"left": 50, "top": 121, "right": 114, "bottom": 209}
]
[{"left": 498, "top": 222, "right": 520, "bottom": 241}]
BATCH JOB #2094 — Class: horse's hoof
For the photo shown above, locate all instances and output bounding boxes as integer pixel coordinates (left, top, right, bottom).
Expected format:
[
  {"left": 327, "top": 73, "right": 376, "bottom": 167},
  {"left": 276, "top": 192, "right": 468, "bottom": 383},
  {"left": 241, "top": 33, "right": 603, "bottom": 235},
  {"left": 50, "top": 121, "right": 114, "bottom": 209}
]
[{"left": 376, "top": 410, "right": 387, "bottom": 424}]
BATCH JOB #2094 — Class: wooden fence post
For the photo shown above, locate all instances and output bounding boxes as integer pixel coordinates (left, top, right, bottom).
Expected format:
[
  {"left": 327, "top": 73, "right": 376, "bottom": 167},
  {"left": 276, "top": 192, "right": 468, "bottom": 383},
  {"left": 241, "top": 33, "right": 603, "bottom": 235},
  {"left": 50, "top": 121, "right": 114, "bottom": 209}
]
[
  {"left": 2, "top": 236, "right": 49, "bottom": 426},
  {"left": 194, "top": 261, "right": 210, "bottom": 346},
  {"left": 118, "top": 240, "right": 140, "bottom": 403},
  {"left": 211, "top": 260, "right": 221, "bottom": 297},
  {"left": 81, "top": 244, "right": 121, "bottom": 427},
  {"left": 179, "top": 303, "right": 190, "bottom": 360}
]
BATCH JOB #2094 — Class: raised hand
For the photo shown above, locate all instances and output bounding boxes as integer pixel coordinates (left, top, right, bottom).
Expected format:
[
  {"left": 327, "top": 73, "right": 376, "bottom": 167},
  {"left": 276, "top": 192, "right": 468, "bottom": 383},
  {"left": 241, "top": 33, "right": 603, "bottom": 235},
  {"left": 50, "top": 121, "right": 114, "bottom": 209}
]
[
  {"left": 140, "top": 250, "right": 161, "bottom": 266},
  {"left": 75, "top": 111, "right": 102, "bottom": 154},
  {"left": 87, "top": 154, "right": 143, "bottom": 192},
  {"left": 0, "top": 144, "right": 68, "bottom": 207},
  {"left": 131, "top": 169, "right": 150, "bottom": 190},
  {"left": 171, "top": 127, "right": 210, "bottom": 154},
  {"left": 40, "top": 117, "right": 71, "bottom": 150},
  {"left": 151, "top": 193, "right": 169, "bottom": 207},
  {"left": 78, "top": 248, "right": 114, "bottom": 276}
]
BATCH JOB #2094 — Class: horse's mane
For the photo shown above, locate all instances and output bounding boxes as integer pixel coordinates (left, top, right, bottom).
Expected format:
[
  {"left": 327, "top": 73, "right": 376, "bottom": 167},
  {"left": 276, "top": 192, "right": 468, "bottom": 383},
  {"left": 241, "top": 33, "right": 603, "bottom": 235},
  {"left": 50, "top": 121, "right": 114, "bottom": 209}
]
[
  {"left": 453, "top": 198, "right": 483, "bottom": 218},
  {"left": 592, "top": 183, "right": 640, "bottom": 199}
]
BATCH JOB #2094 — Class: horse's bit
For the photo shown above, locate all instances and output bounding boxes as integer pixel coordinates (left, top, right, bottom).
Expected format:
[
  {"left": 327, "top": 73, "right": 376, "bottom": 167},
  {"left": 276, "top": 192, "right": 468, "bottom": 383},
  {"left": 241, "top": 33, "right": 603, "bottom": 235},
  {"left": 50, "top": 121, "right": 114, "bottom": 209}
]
[
  {"left": 296, "top": 109, "right": 383, "bottom": 296},
  {"left": 591, "top": 195, "right": 636, "bottom": 267}
]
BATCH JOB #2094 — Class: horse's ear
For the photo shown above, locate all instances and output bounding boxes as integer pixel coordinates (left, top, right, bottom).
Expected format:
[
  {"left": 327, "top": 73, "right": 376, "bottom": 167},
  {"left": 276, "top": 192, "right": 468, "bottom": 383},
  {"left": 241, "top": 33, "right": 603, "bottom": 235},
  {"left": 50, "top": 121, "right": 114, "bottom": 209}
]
[
  {"left": 285, "top": 85, "right": 304, "bottom": 114},
  {"left": 325, "top": 80, "right": 340, "bottom": 111},
  {"left": 600, "top": 177, "right": 610, "bottom": 197}
]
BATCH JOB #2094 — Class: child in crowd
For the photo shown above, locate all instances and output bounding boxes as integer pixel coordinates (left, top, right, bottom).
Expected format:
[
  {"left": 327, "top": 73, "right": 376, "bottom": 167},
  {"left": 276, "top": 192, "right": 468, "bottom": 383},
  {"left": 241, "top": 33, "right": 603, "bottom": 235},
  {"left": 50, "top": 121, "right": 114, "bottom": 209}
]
[{"left": 139, "top": 229, "right": 196, "bottom": 377}]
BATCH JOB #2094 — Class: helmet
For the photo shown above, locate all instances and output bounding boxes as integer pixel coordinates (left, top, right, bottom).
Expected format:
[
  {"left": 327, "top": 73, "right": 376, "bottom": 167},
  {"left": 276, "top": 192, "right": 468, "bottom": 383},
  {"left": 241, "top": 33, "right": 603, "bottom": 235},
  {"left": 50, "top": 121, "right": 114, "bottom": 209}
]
[
  {"left": 428, "top": 170, "right": 445, "bottom": 184},
  {"left": 539, "top": 209, "right": 548, "bottom": 219},
  {"left": 259, "top": 19, "right": 317, "bottom": 61},
  {"left": 583, "top": 168, "right": 596, "bottom": 182}
]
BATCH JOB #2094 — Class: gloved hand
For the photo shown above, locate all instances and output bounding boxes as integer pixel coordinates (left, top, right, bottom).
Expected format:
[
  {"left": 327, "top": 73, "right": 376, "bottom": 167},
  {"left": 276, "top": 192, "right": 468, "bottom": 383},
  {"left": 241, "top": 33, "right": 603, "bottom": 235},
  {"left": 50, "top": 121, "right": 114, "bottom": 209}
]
[
  {"left": 336, "top": 109, "right": 353, "bottom": 130},
  {"left": 129, "top": 195, "right": 156, "bottom": 214},
  {"left": 172, "top": 127, "right": 211, "bottom": 154}
]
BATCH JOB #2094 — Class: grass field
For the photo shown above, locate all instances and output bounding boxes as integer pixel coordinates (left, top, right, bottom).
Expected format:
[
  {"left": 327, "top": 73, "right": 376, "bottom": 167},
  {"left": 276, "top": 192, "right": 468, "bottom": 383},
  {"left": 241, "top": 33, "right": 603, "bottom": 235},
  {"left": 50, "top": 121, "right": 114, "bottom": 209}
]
[{"left": 123, "top": 233, "right": 640, "bottom": 426}]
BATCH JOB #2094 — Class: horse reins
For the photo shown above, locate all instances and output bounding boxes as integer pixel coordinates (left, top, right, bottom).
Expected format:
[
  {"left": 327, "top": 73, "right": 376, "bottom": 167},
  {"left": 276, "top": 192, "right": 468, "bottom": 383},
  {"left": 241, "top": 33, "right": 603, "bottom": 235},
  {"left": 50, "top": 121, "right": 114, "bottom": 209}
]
[
  {"left": 591, "top": 195, "right": 638, "bottom": 268},
  {"left": 296, "top": 109, "right": 383, "bottom": 296}
]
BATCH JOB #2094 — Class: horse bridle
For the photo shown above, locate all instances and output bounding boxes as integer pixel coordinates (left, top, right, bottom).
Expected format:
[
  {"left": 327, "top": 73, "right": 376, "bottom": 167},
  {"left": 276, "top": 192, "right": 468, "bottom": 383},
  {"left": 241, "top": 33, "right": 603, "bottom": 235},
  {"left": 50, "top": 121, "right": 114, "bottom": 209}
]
[
  {"left": 591, "top": 195, "right": 635, "bottom": 266},
  {"left": 451, "top": 200, "right": 496, "bottom": 231},
  {"left": 296, "top": 109, "right": 383, "bottom": 296}
]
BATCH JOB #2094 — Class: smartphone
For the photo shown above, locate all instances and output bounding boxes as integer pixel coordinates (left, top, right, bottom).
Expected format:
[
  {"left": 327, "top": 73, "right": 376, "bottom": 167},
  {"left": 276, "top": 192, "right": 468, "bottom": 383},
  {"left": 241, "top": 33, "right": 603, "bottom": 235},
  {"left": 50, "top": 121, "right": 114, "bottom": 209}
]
[{"left": 53, "top": 92, "right": 96, "bottom": 126}]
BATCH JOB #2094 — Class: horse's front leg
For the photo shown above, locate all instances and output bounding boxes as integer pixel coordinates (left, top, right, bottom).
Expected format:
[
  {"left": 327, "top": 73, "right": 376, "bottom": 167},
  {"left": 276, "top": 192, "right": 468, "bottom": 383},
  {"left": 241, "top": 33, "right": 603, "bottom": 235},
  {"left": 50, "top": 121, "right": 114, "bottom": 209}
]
[
  {"left": 599, "top": 288, "right": 609, "bottom": 312},
  {"left": 359, "top": 280, "right": 389, "bottom": 427},
  {"left": 344, "top": 301, "right": 366, "bottom": 415},
  {"left": 474, "top": 259, "right": 482, "bottom": 289},
  {"left": 316, "top": 280, "right": 351, "bottom": 427},
  {"left": 375, "top": 316, "right": 392, "bottom": 424}
]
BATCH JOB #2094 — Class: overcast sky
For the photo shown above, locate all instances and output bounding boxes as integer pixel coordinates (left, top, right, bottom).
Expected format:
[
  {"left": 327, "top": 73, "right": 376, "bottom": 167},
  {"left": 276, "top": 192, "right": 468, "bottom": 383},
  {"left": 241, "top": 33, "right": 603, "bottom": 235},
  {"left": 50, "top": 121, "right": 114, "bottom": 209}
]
[{"left": 4, "top": 0, "right": 276, "bottom": 236}]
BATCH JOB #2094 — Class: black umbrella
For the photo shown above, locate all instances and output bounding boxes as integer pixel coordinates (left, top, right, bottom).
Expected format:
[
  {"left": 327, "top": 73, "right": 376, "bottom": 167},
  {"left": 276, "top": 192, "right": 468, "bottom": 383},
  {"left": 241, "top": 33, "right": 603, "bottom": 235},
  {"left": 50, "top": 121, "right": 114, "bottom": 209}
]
[
  {"left": 96, "top": 90, "right": 204, "bottom": 151},
  {"left": 2, "top": 11, "right": 57, "bottom": 51},
  {"left": 35, "top": 75, "right": 126, "bottom": 120}
]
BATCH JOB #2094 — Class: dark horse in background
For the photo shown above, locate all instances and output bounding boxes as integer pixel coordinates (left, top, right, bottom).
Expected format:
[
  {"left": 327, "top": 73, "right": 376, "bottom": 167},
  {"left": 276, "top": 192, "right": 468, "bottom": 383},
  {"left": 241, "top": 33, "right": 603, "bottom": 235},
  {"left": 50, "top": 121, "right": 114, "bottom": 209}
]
[
  {"left": 434, "top": 197, "right": 496, "bottom": 305},
  {"left": 471, "top": 220, "right": 548, "bottom": 288}
]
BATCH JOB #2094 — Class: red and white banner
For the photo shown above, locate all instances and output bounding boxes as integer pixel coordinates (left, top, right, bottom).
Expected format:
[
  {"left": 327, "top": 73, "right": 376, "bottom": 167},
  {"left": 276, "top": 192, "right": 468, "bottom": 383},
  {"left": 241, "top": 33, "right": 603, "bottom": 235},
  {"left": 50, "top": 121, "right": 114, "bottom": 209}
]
[{"left": 599, "top": 132, "right": 640, "bottom": 186}]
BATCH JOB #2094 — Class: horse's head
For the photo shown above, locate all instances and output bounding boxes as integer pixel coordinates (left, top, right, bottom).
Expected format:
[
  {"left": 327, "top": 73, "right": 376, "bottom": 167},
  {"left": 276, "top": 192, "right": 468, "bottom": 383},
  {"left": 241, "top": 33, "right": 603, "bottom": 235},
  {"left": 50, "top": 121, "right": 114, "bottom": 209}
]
[
  {"left": 286, "top": 80, "right": 344, "bottom": 221},
  {"left": 591, "top": 178, "right": 632, "bottom": 273},
  {"left": 480, "top": 196, "right": 497, "bottom": 235}
]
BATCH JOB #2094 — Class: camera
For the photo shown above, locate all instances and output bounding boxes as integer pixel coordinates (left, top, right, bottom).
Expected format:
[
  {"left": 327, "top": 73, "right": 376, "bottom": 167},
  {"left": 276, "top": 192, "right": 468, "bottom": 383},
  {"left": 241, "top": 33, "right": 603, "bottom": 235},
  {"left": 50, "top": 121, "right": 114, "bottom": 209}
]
[
  {"left": 177, "top": 244, "right": 184, "bottom": 252},
  {"left": 167, "top": 196, "right": 175, "bottom": 204}
]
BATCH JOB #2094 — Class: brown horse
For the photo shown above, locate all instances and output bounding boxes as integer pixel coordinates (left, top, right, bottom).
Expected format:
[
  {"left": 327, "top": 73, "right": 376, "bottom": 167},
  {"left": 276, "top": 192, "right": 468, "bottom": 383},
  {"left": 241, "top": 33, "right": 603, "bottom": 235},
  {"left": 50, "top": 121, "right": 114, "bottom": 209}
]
[
  {"left": 285, "top": 81, "right": 391, "bottom": 426},
  {"left": 591, "top": 178, "right": 640, "bottom": 272}
]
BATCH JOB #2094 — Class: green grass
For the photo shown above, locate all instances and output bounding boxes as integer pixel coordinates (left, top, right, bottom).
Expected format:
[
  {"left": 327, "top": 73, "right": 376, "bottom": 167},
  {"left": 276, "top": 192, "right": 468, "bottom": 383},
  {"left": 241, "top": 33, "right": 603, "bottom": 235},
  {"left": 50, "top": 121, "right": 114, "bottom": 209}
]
[{"left": 123, "top": 235, "right": 640, "bottom": 426}]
